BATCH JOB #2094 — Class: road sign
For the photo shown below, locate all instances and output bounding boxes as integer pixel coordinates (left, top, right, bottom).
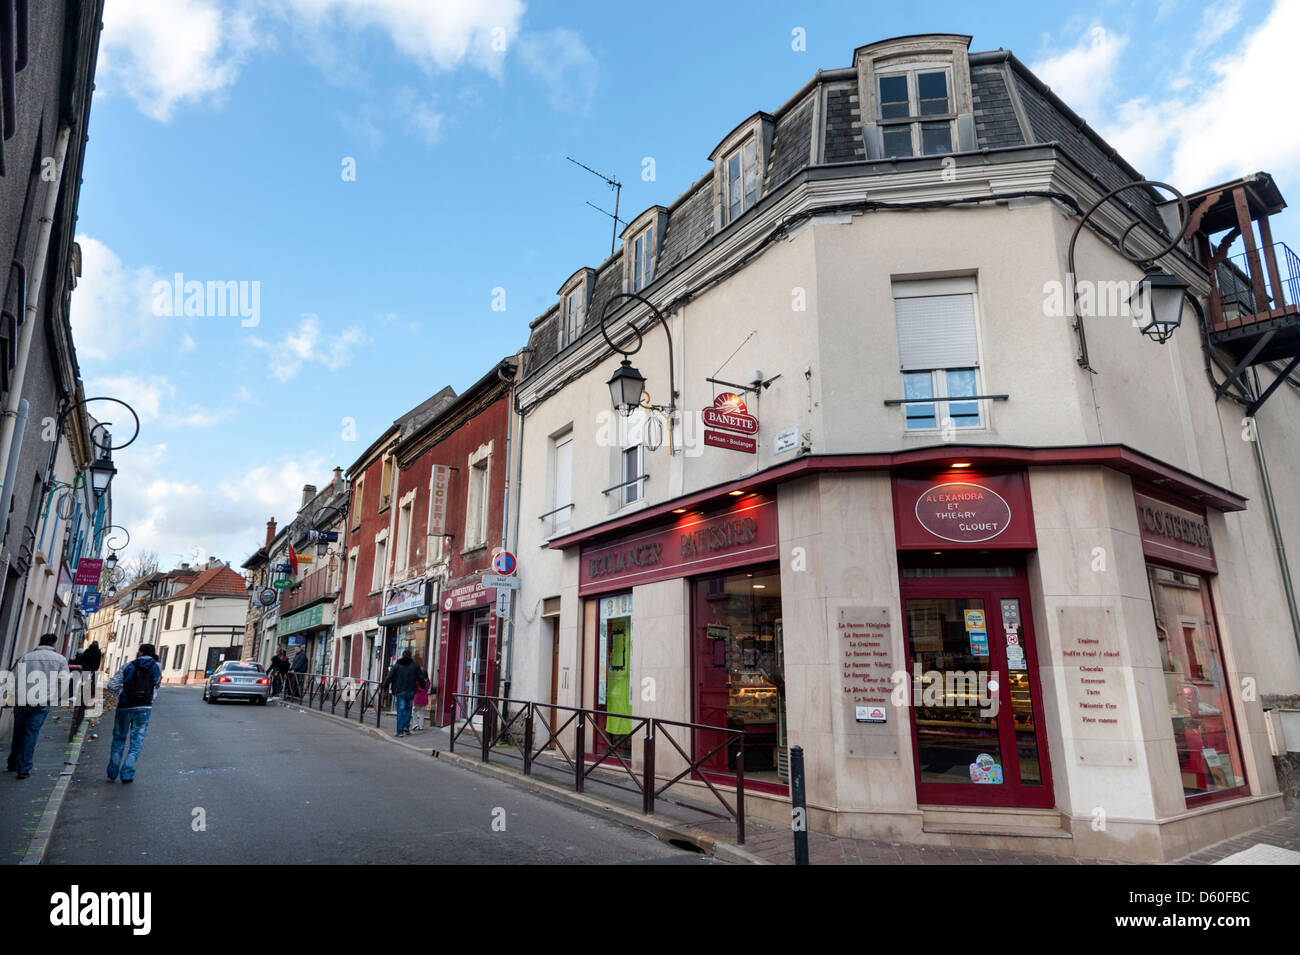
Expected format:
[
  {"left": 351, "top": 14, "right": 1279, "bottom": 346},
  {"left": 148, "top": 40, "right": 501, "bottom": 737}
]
[
  {"left": 496, "top": 589, "right": 511, "bottom": 617},
  {"left": 492, "top": 551, "right": 517, "bottom": 575},
  {"left": 481, "top": 574, "right": 520, "bottom": 590},
  {"left": 257, "top": 587, "right": 278, "bottom": 606},
  {"left": 272, "top": 579, "right": 293, "bottom": 590},
  {"left": 82, "top": 591, "right": 101, "bottom": 612}
]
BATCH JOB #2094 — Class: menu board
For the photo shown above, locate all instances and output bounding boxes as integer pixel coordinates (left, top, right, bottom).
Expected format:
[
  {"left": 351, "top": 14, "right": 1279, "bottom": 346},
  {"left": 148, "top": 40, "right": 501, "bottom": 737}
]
[
  {"left": 1057, "top": 606, "right": 1136, "bottom": 767},
  {"left": 839, "top": 606, "right": 898, "bottom": 758}
]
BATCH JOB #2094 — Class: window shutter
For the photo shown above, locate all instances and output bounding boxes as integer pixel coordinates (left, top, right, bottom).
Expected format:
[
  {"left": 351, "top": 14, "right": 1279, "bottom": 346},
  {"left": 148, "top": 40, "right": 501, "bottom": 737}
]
[{"left": 893, "top": 293, "right": 978, "bottom": 370}]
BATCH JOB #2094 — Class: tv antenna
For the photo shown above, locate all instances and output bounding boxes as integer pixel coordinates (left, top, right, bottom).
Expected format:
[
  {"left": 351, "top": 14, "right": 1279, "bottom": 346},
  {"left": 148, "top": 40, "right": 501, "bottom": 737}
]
[{"left": 567, "top": 156, "right": 622, "bottom": 255}]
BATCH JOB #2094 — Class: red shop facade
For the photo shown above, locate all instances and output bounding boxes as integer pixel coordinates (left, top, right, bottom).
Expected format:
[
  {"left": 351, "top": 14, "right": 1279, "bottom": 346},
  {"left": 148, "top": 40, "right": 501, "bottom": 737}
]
[{"left": 435, "top": 575, "right": 499, "bottom": 726}]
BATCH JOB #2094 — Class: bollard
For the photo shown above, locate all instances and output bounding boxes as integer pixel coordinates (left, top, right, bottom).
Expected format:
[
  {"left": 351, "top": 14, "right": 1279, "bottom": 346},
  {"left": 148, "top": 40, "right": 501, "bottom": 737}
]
[
  {"left": 575, "top": 715, "right": 586, "bottom": 794},
  {"left": 791, "top": 745, "right": 809, "bottom": 865},
  {"left": 642, "top": 729, "right": 656, "bottom": 814},
  {"left": 524, "top": 708, "right": 534, "bottom": 776}
]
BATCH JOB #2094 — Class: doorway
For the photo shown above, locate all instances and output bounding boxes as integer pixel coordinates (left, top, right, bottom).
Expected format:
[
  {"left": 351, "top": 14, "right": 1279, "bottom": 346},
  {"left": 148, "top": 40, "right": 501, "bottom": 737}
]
[
  {"left": 900, "top": 561, "right": 1053, "bottom": 808},
  {"left": 455, "top": 609, "right": 491, "bottom": 720}
]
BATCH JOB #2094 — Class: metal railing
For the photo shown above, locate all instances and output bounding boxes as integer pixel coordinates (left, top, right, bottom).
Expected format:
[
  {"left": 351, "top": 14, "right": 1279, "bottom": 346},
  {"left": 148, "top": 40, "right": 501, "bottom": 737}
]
[
  {"left": 450, "top": 693, "right": 746, "bottom": 844},
  {"left": 295, "top": 672, "right": 391, "bottom": 727},
  {"left": 1215, "top": 241, "right": 1300, "bottom": 330}
]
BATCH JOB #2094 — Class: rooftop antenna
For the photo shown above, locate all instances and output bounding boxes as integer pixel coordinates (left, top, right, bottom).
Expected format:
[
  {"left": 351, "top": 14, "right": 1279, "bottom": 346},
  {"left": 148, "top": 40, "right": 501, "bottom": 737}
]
[{"left": 567, "top": 156, "right": 622, "bottom": 256}]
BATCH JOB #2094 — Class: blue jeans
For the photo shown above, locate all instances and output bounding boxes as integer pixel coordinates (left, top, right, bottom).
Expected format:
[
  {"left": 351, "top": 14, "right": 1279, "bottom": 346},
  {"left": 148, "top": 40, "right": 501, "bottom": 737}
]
[
  {"left": 394, "top": 691, "right": 415, "bottom": 735},
  {"left": 7, "top": 705, "right": 50, "bottom": 775},
  {"left": 107, "top": 707, "right": 152, "bottom": 781}
]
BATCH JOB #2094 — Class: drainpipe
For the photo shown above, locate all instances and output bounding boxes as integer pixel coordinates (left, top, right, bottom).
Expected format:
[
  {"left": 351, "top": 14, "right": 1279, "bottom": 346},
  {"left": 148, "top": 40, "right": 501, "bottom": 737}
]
[
  {"left": 1249, "top": 370, "right": 1300, "bottom": 660},
  {"left": 0, "top": 399, "right": 28, "bottom": 664},
  {"left": 0, "top": 124, "right": 71, "bottom": 557},
  {"left": 497, "top": 359, "right": 517, "bottom": 699}
]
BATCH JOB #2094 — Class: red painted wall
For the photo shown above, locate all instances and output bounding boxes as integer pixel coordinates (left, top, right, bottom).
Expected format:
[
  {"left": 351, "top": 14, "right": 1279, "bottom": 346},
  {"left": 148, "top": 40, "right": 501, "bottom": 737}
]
[{"left": 338, "top": 446, "right": 393, "bottom": 632}]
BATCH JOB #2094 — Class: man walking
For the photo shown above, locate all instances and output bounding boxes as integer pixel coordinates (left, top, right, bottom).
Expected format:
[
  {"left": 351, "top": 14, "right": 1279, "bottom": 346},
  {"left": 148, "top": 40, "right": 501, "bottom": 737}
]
[
  {"left": 105, "top": 643, "right": 162, "bottom": 783},
  {"left": 6, "top": 634, "right": 69, "bottom": 780},
  {"left": 382, "top": 650, "right": 425, "bottom": 738}
]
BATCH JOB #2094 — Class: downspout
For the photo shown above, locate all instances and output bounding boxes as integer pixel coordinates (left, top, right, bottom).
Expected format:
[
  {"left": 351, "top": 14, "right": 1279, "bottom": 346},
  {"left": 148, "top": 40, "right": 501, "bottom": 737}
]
[
  {"left": 0, "top": 399, "right": 28, "bottom": 664},
  {"left": 497, "top": 359, "right": 516, "bottom": 699},
  {"left": 0, "top": 124, "right": 71, "bottom": 558},
  {"left": 1249, "top": 368, "right": 1300, "bottom": 659}
]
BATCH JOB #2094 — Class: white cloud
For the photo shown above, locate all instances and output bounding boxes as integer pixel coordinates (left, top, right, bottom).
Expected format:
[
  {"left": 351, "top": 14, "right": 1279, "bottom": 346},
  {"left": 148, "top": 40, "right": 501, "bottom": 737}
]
[
  {"left": 1031, "top": 25, "right": 1128, "bottom": 125},
  {"left": 1094, "top": 0, "right": 1300, "bottom": 189},
  {"left": 516, "top": 29, "right": 599, "bottom": 115},
  {"left": 277, "top": 0, "right": 524, "bottom": 75},
  {"left": 70, "top": 236, "right": 168, "bottom": 361},
  {"left": 99, "top": 0, "right": 264, "bottom": 121},
  {"left": 248, "top": 314, "right": 369, "bottom": 382},
  {"left": 85, "top": 374, "right": 231, "bottom": 431}
]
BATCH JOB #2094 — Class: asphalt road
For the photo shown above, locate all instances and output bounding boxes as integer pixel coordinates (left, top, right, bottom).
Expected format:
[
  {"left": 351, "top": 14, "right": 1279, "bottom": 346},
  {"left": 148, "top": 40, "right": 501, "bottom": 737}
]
[{"left": 46, "top": 687, "right": 708, "bottom": 864}]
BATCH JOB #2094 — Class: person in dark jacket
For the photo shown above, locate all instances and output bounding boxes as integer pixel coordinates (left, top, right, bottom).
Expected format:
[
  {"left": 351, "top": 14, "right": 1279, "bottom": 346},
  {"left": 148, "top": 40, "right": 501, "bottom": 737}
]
[
  {"left": 382, "top": 650, "right": 426, "bottom": 738},
  {"left": 80, "top": 642, "right": 102, "bottom": 673},
  {"left": 268, "top": 650, "right": 290, "bottom": 697},
  {"left": 289, "top": 647, "right": 308, "bottom": 699},
  {"left": 105, "top": 644, "right": 163, "bottom": 783}
]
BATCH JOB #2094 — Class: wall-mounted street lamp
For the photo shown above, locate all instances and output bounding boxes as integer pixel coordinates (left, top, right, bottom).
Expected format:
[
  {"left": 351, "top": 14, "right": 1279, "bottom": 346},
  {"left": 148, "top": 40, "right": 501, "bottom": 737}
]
[
  {"left": 599, "top": 291, "right": 679, "bottom": 453},
  {"left": 1066, "top": 180, "right": 1192, "bottom": 370}
]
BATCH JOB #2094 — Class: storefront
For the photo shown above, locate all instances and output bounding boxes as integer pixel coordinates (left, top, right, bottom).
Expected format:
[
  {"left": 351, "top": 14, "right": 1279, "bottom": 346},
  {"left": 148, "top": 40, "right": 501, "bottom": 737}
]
[
  {"left": 891, "top": 470, "right": 1054, "bottom": 808},
  {"left": 279, "top": 603, "right": 337, "bottom": 674},
  {"left": 1133, "top": 486, "right": 1247, "bottom": 805},
  {"left": 578, "top": 493, "right": 782, "bottom": 780},
  {"left": 379, "top": 577, "right": 433, "bottom": 675},
  {"left": 436, "top": 576, "right": 498, "bottom": 725}
]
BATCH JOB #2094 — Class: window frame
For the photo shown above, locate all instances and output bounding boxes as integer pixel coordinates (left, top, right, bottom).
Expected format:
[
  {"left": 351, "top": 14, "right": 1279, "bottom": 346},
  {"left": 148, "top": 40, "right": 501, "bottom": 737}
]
[
  {"left": 547, "top": 429, "right": 574, "bottom": 538},
  {"left": 344, "top": 547, "right": 359, "bottom": 607},
  {"left": 892, "top": 277, "right": 987, "bottom": 434},
  {"left": 875, "top": 65, "right": 956, "bottom": 158},
  {"left": 633, "top": 225, "right": 655, "bottom": 292},
  {"left": 722, "top": 137, "right": 760, "bottom": 225},
  {"left": 379, "top": 455, "right": 394, "bottom": 512},
  {"left": 463, "top": 442, "right": 493, "bottom": 553},
  {"left": 350, "top": 475, "right": 365, "bottom": 530},
  {"left": 371, "top": 530, "right": 388, "bottom": 594}
]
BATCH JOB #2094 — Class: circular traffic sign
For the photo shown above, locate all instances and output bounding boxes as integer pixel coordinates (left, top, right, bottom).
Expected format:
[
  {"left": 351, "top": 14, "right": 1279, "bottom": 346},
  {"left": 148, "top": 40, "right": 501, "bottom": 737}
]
[
  {"left": 258, "top": 587, "right": 278, "bottom": 606},
  {"left": 492, "top": 551, "right": 517, "bottom": 575}
]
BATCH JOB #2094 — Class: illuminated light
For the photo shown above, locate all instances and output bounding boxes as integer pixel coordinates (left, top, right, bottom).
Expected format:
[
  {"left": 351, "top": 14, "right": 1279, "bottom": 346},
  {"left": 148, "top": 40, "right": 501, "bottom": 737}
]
[
  {"left": 672, "top": 508, "right": 687, "bottom": 514},
  {"left": 950, "top": 462, "right": 972, "bottom": 469},
  {"left": 752, "top": 584, "right": 766, "bottom": 589},
  {"left": 728, "top": 490, "right": 745, "bottom": 496}
]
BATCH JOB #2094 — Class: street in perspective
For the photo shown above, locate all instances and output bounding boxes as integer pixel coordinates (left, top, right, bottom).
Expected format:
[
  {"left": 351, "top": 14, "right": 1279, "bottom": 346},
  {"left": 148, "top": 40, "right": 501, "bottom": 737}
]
[{"left": 2, "top": 0, "right": 1299, "bottom": 935}]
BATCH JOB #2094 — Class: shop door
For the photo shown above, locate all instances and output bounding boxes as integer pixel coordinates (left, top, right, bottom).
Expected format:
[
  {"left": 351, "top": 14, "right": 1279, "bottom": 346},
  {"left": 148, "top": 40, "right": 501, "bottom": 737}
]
[
  {"left": 591, "top": 595, "right": 634, "bottom": 757},
  {"left": 900, "top": 570, "right": 1052, "bottom": 808},
  {"left": 456, "top": 610, "right": 491, "bottom": 719}
]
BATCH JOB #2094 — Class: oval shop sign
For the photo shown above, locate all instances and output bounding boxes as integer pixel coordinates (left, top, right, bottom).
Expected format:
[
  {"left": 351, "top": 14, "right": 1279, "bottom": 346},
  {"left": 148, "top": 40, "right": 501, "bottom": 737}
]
[{"left": 914, "top": 482, "right": 1012, "bottom": 543}]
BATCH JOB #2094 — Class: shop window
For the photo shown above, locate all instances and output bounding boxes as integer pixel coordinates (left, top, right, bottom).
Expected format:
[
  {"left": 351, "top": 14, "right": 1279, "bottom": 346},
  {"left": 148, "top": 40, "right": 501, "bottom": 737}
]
[
  {"left": 1147, "top": 565, "right": 1247, "bottom": 801},
  {"left": 595, "top": 593, "right": 634, "bottom": 754},
  {"left": 892, "top": 278, "right": 983, "bottom": 431},
  {"left": 692, "top": 566, "right": 786, "bottom": 785}
]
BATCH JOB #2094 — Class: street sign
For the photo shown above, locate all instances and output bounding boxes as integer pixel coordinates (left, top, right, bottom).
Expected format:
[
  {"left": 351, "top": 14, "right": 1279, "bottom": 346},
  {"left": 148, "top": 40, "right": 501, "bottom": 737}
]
[
  {"left": 271, "top": 579, "right": 293, "bottom": 590},
  {"left": 492, "top": 551, "right": 517, "bottom": 575},
  {"left": 481, "top": 574, "right": 520, "bottom": 590},
  {"left": 773, "top": 426, "right": 799, "bottom": 455},
  {"left": 496, "top": 589, "right": 511, "bottom": 617},
  {"left": 257, "top": 587, "right": 278, "bottom": 606},
  {"left": 82, "top": 591, "right": 101, "bottom": 612},
  {"left": 308, "top": 530, "right": 339, "bottom": 543}
]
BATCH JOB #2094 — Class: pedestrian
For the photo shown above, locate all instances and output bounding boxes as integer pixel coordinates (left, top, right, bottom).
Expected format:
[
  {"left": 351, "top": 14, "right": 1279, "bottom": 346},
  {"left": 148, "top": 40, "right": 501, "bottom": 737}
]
[
  {"left": 80, "top": 641, "right": 102, "bottom": 674},
  {"left": 411, "top": 653, "right": 430, "bottom": 732},
  {"left": 268, "top": 650, "right": 289, "bottom": 697},
  {"left": 105, "top": 643, "right": 163, "bottom": 783},
  {"left": 6, "top": 634, "right": 69, "bottom": 780},
  {"left": 382, "top": 649, "right": 424, "bottom": 737},
  {"left": 290, "top": 646, "right": 308, "bottom": 699}
]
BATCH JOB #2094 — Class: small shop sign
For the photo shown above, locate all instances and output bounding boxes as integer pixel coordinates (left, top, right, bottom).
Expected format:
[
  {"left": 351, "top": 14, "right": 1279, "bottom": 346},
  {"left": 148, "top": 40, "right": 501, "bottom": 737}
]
[{"left": 703, "top": 392, "right": 758, "bottom": 453}]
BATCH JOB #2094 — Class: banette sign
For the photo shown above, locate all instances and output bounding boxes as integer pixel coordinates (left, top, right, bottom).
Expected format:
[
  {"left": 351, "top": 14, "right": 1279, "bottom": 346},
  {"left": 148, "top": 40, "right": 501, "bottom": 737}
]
[{"left": 701, "top": 392, "right": 758, "bottom": 435}]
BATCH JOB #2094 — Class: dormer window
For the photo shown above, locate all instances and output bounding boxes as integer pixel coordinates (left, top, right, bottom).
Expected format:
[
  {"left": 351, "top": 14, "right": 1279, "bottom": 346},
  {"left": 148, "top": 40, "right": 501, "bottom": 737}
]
[
  {"left": 724, "top": 139, "right": 759, "bottom": 223},
  {"left": 557, "top": 268, "right": 594, "bottom": 351},
  {"left": 632, "top": 226, "right": 654, "bottom": 292},
  {"left": 876, "top": 68, "right": 954, "bottom": 157}
]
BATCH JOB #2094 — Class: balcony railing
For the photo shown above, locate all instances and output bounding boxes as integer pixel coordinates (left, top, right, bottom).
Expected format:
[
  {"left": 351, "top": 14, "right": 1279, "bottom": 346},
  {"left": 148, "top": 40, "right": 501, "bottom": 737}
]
[
  {"left": 277, "top": 564, "right": 341, "bottom": 615},
  {"left": 1211, "top": 241, "right": 1300, "bottom": 333}
]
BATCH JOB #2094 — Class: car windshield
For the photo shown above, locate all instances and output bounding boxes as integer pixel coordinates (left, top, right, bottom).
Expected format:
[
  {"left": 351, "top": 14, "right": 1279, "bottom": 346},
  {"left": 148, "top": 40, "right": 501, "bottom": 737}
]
[{"left": 219, "top": 663, "right": 264, "bottom": 673}]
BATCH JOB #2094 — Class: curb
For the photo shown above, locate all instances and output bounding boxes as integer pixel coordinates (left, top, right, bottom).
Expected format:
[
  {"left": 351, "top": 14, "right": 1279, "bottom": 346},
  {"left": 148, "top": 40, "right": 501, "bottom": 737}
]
[
  {"left": 20, "top": 719, "right": 90, "bottom": 865},
  {"left": 281, "top": 699, "right": 770, "bottom": 864}
]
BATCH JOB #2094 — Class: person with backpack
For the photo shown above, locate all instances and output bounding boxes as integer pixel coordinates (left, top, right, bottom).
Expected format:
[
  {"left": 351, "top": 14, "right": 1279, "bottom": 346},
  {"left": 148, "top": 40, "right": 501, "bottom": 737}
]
[{"left": 105, "top": 644, "right": 163, "bottom": 783}]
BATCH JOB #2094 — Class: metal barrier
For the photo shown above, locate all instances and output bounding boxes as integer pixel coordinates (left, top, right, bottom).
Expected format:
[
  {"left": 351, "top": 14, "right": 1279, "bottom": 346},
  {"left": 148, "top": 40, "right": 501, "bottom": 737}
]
[
  {"left": 298, "top": 672, "right": 390, "bottom": 727},
  {"left": 450, "top": 693, "right": 746, "bottom": 844}
]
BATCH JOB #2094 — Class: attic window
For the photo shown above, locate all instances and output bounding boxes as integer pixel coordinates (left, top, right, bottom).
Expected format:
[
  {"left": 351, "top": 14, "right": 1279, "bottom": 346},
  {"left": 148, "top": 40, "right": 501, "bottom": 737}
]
[
  {"left": 724, "top": 139, "right": 760, "bottom": 224},
  {"left": 877, "top": 68, "right": 954, "bottom": 157},
  {"left": 633, "top": 225, "right": 654, "bottom": 292},
  {"left": 563, "top": 286, "right": 583, "bottom": 347}
]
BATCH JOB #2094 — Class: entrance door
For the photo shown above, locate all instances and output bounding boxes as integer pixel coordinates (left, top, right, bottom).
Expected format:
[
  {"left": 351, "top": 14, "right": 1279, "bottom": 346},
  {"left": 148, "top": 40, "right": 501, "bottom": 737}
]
[
  {"left": 900, "top": 567, "right": 1052, "bottom": 808},
  {"left": 548, "top": 617, "right": 560, "bottom": 747},
  {"left": 455, "top": 610, "right": 491, "bottom": 719}
]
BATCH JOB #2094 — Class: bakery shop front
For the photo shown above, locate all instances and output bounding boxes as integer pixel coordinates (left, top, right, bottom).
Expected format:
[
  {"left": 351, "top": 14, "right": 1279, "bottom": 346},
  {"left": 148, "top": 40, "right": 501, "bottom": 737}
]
[
  {"left": 892, "top": 470, "right": 1055, "bottom": 809},
  {"left": 576, "top": 493, "right": 790, "bottom": 788}
]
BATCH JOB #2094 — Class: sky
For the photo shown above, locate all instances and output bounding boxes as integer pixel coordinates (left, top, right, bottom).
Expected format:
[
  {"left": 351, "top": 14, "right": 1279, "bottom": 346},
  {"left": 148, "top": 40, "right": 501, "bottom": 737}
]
[{"left": 71, "top": 0, "right": 1300, "bottom": 570}]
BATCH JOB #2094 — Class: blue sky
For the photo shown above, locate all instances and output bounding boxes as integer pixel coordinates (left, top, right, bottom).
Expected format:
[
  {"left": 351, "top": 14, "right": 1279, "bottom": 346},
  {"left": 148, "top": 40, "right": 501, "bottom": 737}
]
[{"left": 71, "top": 0, "right": 1297, "bottom": 568}]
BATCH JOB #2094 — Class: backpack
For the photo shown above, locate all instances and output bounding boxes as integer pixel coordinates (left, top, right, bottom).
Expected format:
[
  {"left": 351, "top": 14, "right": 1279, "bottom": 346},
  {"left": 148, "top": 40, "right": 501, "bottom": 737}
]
[{"left": 124, "top": 660, "right": 155, "bottom": 706}]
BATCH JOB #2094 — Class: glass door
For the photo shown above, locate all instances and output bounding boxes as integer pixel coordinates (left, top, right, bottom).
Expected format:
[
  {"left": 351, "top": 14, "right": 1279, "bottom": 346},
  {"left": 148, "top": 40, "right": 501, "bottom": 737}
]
[
  {"left": 901, "top": 570, "right": 1052, "bottom": 808},
  {"left": 593, "top": 593, "right": 633, "bottom": 756}
]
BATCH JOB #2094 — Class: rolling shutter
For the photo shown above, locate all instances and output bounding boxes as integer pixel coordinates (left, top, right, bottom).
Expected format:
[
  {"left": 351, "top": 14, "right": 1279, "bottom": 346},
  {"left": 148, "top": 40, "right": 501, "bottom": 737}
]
[{"left": 893, "top": 293, "right": 978, "bottom": 371}]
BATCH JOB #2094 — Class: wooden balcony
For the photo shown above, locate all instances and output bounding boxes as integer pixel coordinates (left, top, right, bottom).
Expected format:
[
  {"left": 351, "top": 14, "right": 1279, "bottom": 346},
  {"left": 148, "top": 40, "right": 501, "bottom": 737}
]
[{"left": 1207, "top": 240, "right": 1300, "bottom": 365}]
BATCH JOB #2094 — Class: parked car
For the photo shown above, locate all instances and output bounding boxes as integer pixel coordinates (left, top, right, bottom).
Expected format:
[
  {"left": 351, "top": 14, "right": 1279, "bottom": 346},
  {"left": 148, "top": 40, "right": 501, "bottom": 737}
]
[{"left": 203, "top": 661, "right": 271, "bottom": 705}]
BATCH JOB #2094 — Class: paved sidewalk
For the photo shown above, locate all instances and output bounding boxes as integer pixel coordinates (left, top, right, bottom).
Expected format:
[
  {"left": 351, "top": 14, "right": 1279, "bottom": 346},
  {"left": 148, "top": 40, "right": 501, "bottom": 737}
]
[
  {"left": 281, "top": 697, "right": 1300, "bottom": 865},
  {"left": 0, "top": 708, "right": 94, "bottom": 864}
]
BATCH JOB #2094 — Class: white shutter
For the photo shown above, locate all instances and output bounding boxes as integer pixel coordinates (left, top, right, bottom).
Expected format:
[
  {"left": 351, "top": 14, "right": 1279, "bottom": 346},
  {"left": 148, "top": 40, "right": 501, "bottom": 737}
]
[
  {"left": 554, "top": 438, "right": 573, "bottom": 528},
  {"left": 893, "top": 293, "right": 978, "bottom": 371}
]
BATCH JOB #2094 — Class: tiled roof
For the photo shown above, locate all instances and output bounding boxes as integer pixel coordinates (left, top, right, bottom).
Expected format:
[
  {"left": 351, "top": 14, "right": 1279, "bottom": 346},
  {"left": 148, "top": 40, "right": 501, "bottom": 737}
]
[{"left": 171, "top": 565, "right": 247, "bottom": 600}]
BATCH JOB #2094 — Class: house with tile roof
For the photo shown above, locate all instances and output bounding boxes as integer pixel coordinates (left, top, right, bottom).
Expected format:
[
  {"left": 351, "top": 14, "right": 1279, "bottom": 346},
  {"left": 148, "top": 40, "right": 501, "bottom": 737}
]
[{"left": 152, "top": 560, "right": 249, "bottom": 684}]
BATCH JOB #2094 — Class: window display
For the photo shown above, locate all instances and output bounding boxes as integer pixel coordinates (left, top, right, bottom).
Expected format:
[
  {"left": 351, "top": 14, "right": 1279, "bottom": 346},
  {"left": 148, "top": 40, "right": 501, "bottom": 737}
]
[
  {"left": 1146, "top": 565, "right": 1246, "bottom": 800},
  {"left": 693, "top": 566, "right": 786, "bottom": 784}
]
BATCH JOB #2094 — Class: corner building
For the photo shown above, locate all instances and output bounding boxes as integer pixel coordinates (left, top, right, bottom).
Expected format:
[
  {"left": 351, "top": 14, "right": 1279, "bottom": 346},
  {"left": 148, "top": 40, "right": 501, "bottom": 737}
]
[{"left": 508, "top": 34, "right": 1300, "bottom": 861}]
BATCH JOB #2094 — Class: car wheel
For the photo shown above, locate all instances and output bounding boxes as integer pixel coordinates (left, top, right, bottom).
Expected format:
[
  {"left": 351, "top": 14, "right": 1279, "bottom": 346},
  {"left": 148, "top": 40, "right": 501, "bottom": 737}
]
[
  {"left": 204, "top": 689, "right": 212, "bottom": 703},
  {"left": 255, "top": 697, "right": 267, "bottom": 706}
]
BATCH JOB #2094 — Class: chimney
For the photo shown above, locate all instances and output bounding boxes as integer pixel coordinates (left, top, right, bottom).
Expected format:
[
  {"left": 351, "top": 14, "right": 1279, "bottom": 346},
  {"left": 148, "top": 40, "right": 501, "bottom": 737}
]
[
  {"left": 333, "top": 467, "right": 343, "bottom": 492},
  {"left": 266, "top": 518, "right": 276, "bottom": 545},
  {"left": 301, "top": 484, "right": 317, "bottom": 507}
]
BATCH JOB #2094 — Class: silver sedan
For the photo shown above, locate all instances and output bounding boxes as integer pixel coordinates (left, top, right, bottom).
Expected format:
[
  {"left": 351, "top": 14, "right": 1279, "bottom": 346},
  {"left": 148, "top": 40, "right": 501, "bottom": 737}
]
[{"left": 203, "top": 661, "right": 271, "bottom": 704}]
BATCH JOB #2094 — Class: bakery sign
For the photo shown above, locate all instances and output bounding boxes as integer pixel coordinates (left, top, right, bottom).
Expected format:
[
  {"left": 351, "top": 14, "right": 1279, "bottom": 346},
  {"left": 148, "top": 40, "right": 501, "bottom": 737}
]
[
  {"left": 892, "top": 473, "right": 1036, "bottom": 550},
  {"left": 702, "top": 392, "right": 758, "bottom": 454},
  {"left": 1134, "top": 490, "right": 1216, "bottom": 573}
]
